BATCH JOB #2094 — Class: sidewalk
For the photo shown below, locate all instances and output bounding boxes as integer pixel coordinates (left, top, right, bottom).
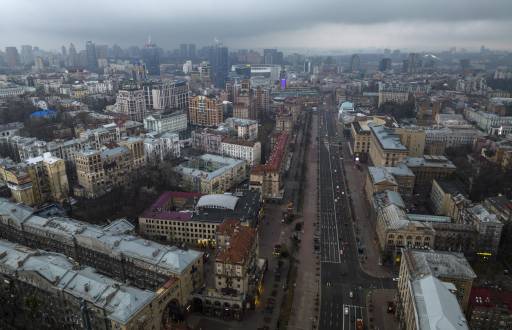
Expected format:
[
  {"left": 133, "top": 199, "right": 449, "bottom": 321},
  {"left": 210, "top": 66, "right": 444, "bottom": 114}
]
[
  {"left": 339, "top": 136, "right": 391, "bottom": 279},
  {"left": 287, "top": 113, "right": 320, "bottom": 330},
  {"left": 365, "top": 289, "right": 399, "bottom": 330}
]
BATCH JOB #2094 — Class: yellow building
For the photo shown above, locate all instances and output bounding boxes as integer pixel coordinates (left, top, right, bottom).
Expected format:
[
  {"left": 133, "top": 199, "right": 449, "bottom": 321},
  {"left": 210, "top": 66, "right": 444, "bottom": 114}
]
[
  {"left": 0, "top": 153, "right": 69, "bottom": 206},
  {"left": 395, "top": 127, "right": 426, "bottom": 157},
  {"left": 74, "top": 138, "right": 145, "bottom": 198},
  {"left": 430, "top": 179, "right": 470, "bottom": 222},
  {"left": 350, "top": 116, "right": 388, "bottom": 160},
  {"left": 369, "top": 125, "right": 409, "bottom": 166},
  {"left": 189, "top": 95, "right": 223, "bottom": 127}
]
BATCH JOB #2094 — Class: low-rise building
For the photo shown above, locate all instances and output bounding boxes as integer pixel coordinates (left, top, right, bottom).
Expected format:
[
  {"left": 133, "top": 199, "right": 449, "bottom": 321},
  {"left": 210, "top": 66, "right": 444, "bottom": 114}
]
[
  {"left": 143, "top": 111, "right": 188, "bottom": 134},
  {"left": 398, "top": 248, "right": 476, "bottom": 316},
  {"left": 349, "top": 116, "right": 388, "bottom": 160},
  {"left": 395, "top": 127, "right": 426, "bottom": 157},
  {"left": 401, "top": 155, "right": 456, "bottom": 192},
  {"left": 483, "top": 195, "right": 512, "bottom": 224},
  {"left": 224, "top": 117, "right": 258, "bottom": 140},
  {"left": 0, "top": 239, "right": 180, "bottom": 330},
  {"left": 144, "top": 132, "right": 181, "bottom": 162},
  {"left": 139, "top": 191, "right": 261, "bottom": 246},
  {"left": 366, "top": 164, "right": 415, "bottom": 202},
  {"left": 221, "top": 138, "right": 261, "bottom": 166},
  {"left": 174, "top": 154, "right": 247, "bottom": 194},
  {"left": 430, "top": 179, "right": 470, "bottom": 222},
  {"left": 191, "top": 128, "right": 224, "bottom": 154},
  {"left": 463, "top": 204, "right": 503, "bottom": 256}
]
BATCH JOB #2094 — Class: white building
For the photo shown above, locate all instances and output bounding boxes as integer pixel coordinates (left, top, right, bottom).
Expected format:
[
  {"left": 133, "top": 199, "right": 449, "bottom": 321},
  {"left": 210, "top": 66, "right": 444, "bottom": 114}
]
[
  {"left": 221, "top": 138, "right": 261, "bottom": 166},
  {"left": 144, "top": 132, "right": 181, "bottom": 162},
  {"left": 115, "top": 86, "right": 146, "bottom": 122},
  {"left": 144, "top": 111, "right": 188, "bottom": 134},
  {"left": 464, "top": 108, "right": 512, "bottom": 135},
  {"left": 224, "top": 117, "right": 259, "bottom": 140}
]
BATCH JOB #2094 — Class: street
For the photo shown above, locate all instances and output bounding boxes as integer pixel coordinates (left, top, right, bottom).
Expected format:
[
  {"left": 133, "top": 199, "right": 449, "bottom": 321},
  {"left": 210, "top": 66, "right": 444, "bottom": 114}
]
[{"left": 318, "top": 107, "right": 393, "bottom": 330}]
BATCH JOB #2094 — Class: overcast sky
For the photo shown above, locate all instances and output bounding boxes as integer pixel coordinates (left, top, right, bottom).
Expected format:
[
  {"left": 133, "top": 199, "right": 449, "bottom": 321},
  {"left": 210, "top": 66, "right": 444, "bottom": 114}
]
[{"left": 1, "top": 0, "right": 511, "bottom": 52}]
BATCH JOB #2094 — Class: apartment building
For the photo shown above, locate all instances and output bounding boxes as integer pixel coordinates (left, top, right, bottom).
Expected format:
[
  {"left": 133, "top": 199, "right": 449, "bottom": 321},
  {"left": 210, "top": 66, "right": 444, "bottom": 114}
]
[
  {"left": 224, "top": 117, "right": 259, "bottom": 140},
  {"left": 191, "top": 128, "right": 224, "bottom": 154},
  {"left": 144, "top": 132, "right": 181, "bottom": 162},
  {"left": 114, "top": 85, "right": 147, "bottom": 122},
  {"left": 401, "top": 155, "right": 456, "bottom": 190},
  {"left": 74, "top": 138, "right": 145, "bottom": 198},
  {"left": 221, "top": 137, "right": 261, "bottom": 166},
  {"left": 174, "top": 154, "right": 246, "bottom": 194},
  {"left": 0, "top": 200, "right": 203, "bottom": 306},
  {"left": 188, "top": 95, "right": 223, "bottom": 127},
  {"left": 0, "top": 239, "right": 180, "bottom": 330},
  {"left": 430, "top": 179, "right": 470, "bottom": 222},
  {"left": 0, "top": 153, "right": 69, "bottom": 206},
  {"left": 250, "top": 133, "right": 288, "bottom": 201},
  {"left": 369, "top": 125, "right": 409, "bottom": 166},
  {"left": 215, "top": 219, "right": 258, "bottom": 300}
]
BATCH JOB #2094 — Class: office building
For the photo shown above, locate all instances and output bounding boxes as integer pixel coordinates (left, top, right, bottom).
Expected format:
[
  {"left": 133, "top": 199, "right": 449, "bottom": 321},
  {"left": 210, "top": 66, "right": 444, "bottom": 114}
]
[
  {"left": 4, "top": 47, "right": 20, "bottom": 68},
  {"left": 144, "top": 132, "right": 181, "bottom": 162},
  {"left": 174, "top": 154, "right": 246, "bottom": 194},
  {"left": 379, "top": 58, "right": 392, "bottom": 72},
  {"left": 399, "top": 249, "right": 476, "bottom": 314},
  {"left": 365, "top": 165, "right": 415, "bottom": 202},
  {"left": 209, "top": 45, "right": 229, "bottom": 88},
  {"left": 139, "top": 190, "right": 261, "bottom": 246},
  {"left": 350, "top": 54, "right": 360, "bottom": 72},
  {"left": 350, "top": 116, "right": 388, "bottom": 161},
  {"left": 398, "top": 269, "right": 469, "bottom": 330},
  {"left": 85, "top": 41, "right": 98, "bottom": 71},
  {"left": 369, "top": 125, "right": 409, "bottom": 167},
  {"left": 401, "top": 156, "right": 456, "bottom": 189},
  {"left": 144, "top": 111, "right": 188, "bottom": 134},
  {"left": 188, "top": 95, "right": 223, "bottom": 127},
  {"left": 224, "top": 117, "right": 258, "bottom": 140},
  {"left": 395, "top": 127, "right": 426, "bottom": 157},
  {"left": 20, "top": 45, "right": 33, "bottom": 65},
  {"left": 143, "top": 80, "right": 189, "bottom": 111},
  {"left": 0, "top": 239, "right": 180, "bottom": 330},
  {"left": 263, "top": 49, "right": 283, "bottom": 65},
  {"left": 142, "top": 38, "right": 160, "bottom": 75},
  {"left": 430, "top": 179, "right": 470, "bottom": 222}
]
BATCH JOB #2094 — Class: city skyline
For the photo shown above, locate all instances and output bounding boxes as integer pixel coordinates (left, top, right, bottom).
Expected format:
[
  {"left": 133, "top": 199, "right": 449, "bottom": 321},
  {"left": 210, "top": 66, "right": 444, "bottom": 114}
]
[{"left": 2, "top": 0, "right": 512, "bottom": 51}]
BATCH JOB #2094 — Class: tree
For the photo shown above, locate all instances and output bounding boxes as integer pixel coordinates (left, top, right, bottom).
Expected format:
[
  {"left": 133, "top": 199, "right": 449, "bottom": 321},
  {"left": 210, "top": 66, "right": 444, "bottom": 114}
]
[{"left": 377, "top": 101, "right": 415, "bottom": 120}]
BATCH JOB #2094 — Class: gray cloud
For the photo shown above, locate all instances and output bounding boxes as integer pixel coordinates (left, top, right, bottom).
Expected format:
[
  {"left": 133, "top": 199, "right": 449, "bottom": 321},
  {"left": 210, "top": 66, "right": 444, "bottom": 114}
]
[{"left": 1, "top": 0, "right": 511, "bottom": 51}]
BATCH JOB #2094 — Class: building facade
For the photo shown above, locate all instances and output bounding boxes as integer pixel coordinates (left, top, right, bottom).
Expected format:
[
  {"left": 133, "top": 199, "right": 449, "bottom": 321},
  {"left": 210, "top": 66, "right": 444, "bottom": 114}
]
[{"left": 188, "top": 95, "right": 223, "bottom": 127}]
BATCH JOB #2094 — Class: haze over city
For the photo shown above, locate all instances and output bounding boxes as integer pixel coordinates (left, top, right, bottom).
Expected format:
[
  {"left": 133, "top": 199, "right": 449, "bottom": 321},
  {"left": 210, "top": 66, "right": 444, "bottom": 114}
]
[{"left": 2, "top": 0, "right": 512, "bottom": 51}]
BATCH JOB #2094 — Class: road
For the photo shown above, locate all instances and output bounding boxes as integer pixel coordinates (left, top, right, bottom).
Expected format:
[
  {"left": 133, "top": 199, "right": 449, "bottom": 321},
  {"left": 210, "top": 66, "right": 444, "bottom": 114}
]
[{"left": 318, "top": 106, "right": 392, "bottom": 330}]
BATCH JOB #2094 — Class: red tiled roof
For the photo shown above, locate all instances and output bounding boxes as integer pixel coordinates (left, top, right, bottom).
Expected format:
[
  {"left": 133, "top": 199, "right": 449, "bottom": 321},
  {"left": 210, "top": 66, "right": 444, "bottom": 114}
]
[
  {"left": 250, "top": 133, "right": 288, "bottom": 175},
  {"left": 216, "top": 219, "right": 256, "bottom": 265}
]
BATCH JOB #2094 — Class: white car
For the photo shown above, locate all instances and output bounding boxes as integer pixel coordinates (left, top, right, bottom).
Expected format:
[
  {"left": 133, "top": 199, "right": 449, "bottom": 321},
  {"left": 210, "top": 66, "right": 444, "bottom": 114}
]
[{"left": 344, "top": 306, "right": 349, "bottom": 315}]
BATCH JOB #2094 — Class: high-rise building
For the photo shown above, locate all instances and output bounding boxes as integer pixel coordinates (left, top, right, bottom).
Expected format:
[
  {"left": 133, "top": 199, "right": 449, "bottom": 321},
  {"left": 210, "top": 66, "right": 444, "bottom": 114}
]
[
  {"left": 20, "top": 45, "right": 33, "bottom": 65},
  {"left": 67, "top": 42, "right": 78, "bottom": 67},
  {"left": 142, "top": 37, "right": 160, "bottom": 75},
  {"left": 209, "top": 45, "right": 229, "bottom": 88},
  {"left": 61, "top": 45, "right": 67, "bottom": 56},
  {"left": 95, "top": 44, "right": 108, "bottom": 59},
  {"left": 85, "top": 41, "right": 98, "bottom": 71},
  {"left": 407, "top": 53, "right": 420, "bottom": 74},
  {"left": 188, "top": 43, "right": 196, "bottom": 58},
  {"left": 180, "top": 43, "right": 188, "bottom": 58},
  {"left": 115, "top": 84, "right": 147, "bottom": 122},
  {"left": 379, "top": 58, "right": 392, "bottom": 72},
  {"left": 4, "top": 47, "right": 20, "bottom": 68},
  {"left": 188, "top": 95, "right": 223, "bottom": 127},
  {"left": 143, "top": 79, "right": 189, "bottom": 111},
  {"left": 350, "top": 54, "right": 360, "bottom": 72},
  {"left": 263, "top": 49, "right": 283, "bottom": 65}
]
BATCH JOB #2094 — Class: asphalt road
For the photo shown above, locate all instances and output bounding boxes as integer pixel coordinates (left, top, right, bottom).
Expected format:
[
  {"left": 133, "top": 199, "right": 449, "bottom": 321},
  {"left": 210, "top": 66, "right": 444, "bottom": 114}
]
[{"left": 317, "top": 106, "right": 392, "bottom": 330}]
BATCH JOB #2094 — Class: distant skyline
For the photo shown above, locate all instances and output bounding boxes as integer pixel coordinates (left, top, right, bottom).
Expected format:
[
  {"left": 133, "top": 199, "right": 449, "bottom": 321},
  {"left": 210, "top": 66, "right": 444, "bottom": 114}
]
[{"left": 2, "top": 0, "right": 512, "bottom": 52}]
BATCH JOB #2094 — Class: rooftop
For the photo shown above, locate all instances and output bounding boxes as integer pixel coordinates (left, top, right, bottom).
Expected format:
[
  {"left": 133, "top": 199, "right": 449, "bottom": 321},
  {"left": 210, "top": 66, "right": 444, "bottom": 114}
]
[
  {"left": 175, "top": 154, "right": 245, "bottom": 181},
  {"left": 0, "top": 239, "right": 155, "bottom": 325},
  {"left": 368, "top": 167, "right": 398, "bottom": 186},
  {"left": 370, "top": 125, "right": 408, "bottom": 151},
  {"left": 402, "top": 156, "right": 456, "bottom": 169},
  {"left": 412, "top": 275, "right": 469, "bottom": 330},
  {"left": 404, "top": 249, "right": 476, "bottom": 280},
  {"left": 0, "top": 198, "right": 202, "bottom": 275},
  {"left": 216, "top": 219, "right": 257, "bottom": 265}
]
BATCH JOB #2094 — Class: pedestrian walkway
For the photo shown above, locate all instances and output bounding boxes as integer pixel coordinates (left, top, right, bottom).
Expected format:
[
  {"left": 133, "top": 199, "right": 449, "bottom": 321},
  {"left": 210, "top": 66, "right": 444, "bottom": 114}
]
[
  {"left": 366, "top": 289, "right": 399, "bottom": 330},
  {"left": 288, "top": 113, "right": 320, "bottom": 330}
]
